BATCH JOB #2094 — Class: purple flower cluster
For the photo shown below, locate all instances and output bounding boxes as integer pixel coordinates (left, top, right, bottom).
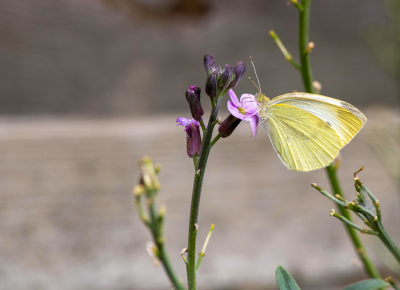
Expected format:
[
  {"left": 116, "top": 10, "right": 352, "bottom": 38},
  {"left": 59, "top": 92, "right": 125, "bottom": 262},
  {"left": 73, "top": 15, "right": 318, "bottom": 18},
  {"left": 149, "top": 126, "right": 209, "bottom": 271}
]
[{"left": 177, "top": 53, "right": 259, "bottom": 158}]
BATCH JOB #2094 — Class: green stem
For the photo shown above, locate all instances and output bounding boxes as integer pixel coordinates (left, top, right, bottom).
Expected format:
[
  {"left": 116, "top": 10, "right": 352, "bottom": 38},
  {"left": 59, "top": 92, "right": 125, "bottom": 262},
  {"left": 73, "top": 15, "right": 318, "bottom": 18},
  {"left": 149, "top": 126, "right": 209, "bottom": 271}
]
[
  {"left": 211, "top": 133, "right": 221, "bottom": 148},
  {"left": 376, "top": 222, "right": 400, "bottom": 265},
  {"left": 187, "top": 100, "right": 221, "bottom": 290},
  {"left": 331, "top": 210, "right": 379, "bottom": 235},
  {"left": 326, "top": 166, "right": 381, "bottom": 278},
  {"left": 297, "top": 0, "right": 381, "bottom": 279},
  {"left": 298, "top": 0, "right": 313, "bottom": 94},
  {"left": 193, "top": 155, "right": 198, "bottom": 170},
  {"left": 199, "top": 118, "right": 206, "bottom": 133},
  {"left": 149, "top": 201, "right": 185, "bottom": 290}
]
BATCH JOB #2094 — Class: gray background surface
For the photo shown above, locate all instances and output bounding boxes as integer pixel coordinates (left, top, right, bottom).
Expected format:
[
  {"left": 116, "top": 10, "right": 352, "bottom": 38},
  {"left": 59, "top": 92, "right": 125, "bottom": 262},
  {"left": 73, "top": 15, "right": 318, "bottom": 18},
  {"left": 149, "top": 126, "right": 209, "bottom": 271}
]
[{"left": 0, "top": 1, "right": 399, "bottom": 290}]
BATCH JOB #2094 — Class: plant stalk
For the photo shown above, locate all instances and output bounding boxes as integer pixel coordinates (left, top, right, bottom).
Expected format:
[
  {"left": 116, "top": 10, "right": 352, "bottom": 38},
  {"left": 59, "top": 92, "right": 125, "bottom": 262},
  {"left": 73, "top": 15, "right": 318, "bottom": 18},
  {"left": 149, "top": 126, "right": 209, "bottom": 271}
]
[
  {"left": 376, "top": 222, "right": 400, "bottom": 265},
  {"left": 298, "top": 0, "right": 381, "bottom": 279},
  {"left": 149, "top": 200, "right": 185, "bottom": 290},
  {"left": 186, "top": 100, "right": 220, "bottom": 290}
]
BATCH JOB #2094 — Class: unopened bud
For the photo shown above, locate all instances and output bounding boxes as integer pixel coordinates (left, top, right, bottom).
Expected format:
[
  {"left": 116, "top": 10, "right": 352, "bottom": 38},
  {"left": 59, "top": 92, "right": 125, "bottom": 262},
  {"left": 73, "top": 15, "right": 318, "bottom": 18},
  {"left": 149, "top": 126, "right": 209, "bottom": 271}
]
[
  {"left": 133, "top": 184, "right": 145, "bottom": 196},
  {"left": 186, "top": 122, "right": 201, "bottom": 158},
  {"left": 218, "top": 64, "right": 234, "bottom": 92},
  {"left": 146, "top": 241, "right": 160, "bottom": 267},
  {"left": 229, "top": 61, "right": 246, "bottom": 88},
  {"left": 159, "top": 205, "right": 166, "bottom": 217},
  {"left": 205, "top": 73, "right": 217, "bottom": 98},
  {"left": 312, "top": 81, "right": 321, "bottom": 93},
  {"left": 185, "top": 86, "right": 204, "bottom": 121},
  {"left": 204, "top": 53, "right": 215, "bottom": 75},
  {"left": 305, "top": 42, "right": 314, "bottom": 53},
  {"left": 218, "top": 114, "right": 242, "bottom": 138}
]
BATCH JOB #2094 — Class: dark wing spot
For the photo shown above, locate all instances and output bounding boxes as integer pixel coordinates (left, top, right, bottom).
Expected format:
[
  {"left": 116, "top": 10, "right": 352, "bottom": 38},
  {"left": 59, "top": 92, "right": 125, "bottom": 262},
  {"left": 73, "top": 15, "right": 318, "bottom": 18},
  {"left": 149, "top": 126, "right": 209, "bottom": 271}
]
[
  {"left": 327, "top": 121, "right": 331, "bottom": 126},
  {"left": 286, "top": 137, "right": 290, "bottom": 141}
]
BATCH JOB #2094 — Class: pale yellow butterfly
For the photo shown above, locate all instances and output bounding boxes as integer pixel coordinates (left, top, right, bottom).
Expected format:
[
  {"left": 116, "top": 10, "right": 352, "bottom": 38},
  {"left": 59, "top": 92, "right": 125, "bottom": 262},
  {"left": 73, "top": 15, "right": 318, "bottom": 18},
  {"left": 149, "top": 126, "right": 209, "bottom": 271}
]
[{"left": 249, "top": 59, "right": 367, "bottom": 172}]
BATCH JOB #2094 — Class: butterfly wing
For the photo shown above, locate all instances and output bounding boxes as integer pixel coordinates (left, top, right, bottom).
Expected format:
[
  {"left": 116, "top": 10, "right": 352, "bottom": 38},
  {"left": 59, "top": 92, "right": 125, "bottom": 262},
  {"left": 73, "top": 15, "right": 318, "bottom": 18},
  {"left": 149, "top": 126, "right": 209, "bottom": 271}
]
[
  {"left": 265, "top": 104, "right": 341, "bottom": 172},
  {"left": 267, "top": 93, "right": 367, "bottom": 148}
]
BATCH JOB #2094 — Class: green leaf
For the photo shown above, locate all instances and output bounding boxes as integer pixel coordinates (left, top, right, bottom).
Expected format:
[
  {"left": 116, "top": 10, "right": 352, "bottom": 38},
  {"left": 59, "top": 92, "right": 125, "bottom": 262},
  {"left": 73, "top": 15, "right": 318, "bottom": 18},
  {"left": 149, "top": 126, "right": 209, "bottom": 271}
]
[
  {"left": 343, "top": 279, "right": 389, "bottom": 290},
  {"left": 275, "top": 266, "right": 301, "bottom": 290}
]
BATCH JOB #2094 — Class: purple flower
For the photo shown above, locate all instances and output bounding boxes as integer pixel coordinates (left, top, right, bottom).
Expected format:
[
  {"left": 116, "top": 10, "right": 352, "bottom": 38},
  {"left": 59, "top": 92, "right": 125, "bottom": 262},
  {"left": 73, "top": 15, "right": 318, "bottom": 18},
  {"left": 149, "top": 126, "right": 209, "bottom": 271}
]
[
  {"left": 176, "top": 117, "right": 202, "bottom": 158},
  {"left": 227, "top": 89, "right": 259, "bottom": 137}
]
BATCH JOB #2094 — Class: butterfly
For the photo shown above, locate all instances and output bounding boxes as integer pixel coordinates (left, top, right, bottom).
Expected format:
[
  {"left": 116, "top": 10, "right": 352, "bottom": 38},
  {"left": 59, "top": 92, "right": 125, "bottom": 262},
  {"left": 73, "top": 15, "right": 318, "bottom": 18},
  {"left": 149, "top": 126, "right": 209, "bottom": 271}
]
[{"left": 255, "top": 91, "right": 366, "bottom": 172}]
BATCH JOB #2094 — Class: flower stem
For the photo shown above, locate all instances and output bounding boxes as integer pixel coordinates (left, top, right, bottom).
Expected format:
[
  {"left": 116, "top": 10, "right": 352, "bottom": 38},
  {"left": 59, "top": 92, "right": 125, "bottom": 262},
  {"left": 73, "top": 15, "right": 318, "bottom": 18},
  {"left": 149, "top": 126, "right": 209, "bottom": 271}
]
[
  {"left": 269, "top": 30, "right": 301, "bottom": 71},
  {"left": 376, "top": 221, "right": 400, "bottom": 265},
  {"left": 148, "top": 197, "right": 185, "bottom": 290},
  {"left": 210, "top": 133, "right": 221, "bottom": 148},
  {"left": 196, "top": 223, "right": 215, "bottom": 271},
  {"left": 326, "top": 166, "right": 381, "bottom": 278},
  {"left": 297, "top": 0, "right": 381, "bottom": 279},
  {"left": 187, "top": 100, "right": 221, "bottom": 290},
  {"left": 199, "top": 118, "right": 206, "bottom": 133}
]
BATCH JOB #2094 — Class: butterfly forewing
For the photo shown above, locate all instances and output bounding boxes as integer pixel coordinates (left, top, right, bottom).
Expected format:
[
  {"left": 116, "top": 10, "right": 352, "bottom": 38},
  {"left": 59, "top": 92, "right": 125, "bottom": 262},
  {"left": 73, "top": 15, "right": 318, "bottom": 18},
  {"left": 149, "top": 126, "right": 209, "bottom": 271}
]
[
  {"left": 267, "top": 93, "right": 367, "bottom": 148},
  {"left": 265, "top": 104, "right": 341, "bottom": 172}
]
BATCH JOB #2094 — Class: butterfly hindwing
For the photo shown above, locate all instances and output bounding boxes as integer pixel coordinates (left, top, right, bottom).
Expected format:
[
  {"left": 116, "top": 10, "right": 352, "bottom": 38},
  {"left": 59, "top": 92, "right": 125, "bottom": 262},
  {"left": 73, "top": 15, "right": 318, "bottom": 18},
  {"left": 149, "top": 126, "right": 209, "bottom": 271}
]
[
  {"left": 267, "top": 93, "right": 367, "bottom": 148},
  {"left": 265, "top": 104, "right": 341, "bottom": 172}
]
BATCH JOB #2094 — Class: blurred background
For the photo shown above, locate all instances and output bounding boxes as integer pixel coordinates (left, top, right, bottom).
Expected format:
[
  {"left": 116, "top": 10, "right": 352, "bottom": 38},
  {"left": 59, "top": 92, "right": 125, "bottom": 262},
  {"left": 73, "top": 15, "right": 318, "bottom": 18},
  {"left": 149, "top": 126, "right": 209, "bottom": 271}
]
[{"left": 0, "top": 0, "right": 399, "bottom": 289}]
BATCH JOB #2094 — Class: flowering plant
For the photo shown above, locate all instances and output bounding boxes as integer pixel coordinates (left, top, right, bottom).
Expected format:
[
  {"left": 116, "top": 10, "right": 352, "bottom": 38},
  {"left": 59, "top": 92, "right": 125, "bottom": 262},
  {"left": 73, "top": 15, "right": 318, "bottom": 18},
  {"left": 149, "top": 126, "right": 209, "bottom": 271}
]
[{"left": 133, "top": 1, "right": 400, "bottom": 289}]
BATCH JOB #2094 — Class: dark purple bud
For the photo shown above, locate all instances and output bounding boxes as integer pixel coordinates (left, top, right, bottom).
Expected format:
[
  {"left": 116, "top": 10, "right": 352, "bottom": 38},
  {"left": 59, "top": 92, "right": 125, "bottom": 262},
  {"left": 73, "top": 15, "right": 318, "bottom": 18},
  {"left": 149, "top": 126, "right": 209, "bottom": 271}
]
[
  {"left": 204, "top": 54, "right": 215, "bottom": 75},
  {"left": 229, "top": 61, "right": 246, "bottom": 88},
  {"left": 205, "top": 73, "right": 217, "bottom": 98},
  {"left": 186, "top": 122, "right": 201, "bottom": 157},
  {"left": 218, "top": 114, "right": 242, "bottom": 138},
  {"left": 185, "top": 86, "right": 204, "bottom": 121},
  {"left": 218, "top": 65, "right": 234, "bottom": 91}
]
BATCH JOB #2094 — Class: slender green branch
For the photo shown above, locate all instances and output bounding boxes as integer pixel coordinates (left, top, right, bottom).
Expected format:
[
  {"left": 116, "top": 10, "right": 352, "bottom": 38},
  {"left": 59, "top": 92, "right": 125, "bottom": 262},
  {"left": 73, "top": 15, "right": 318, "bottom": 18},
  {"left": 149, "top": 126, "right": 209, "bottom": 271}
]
[
  {"left": 376, "top": 222, "right": 400, "bottom": 265},
  {"left": 330, "top": 209, "right": 379, "bottom": 235},
  {"left": 269, "top": 30, "right": 301, "bottom": 70},
  {"left": 193, "top": 155, "right": 198, "bottom": 170},
  {"left": 134, "top": 158, "right": 185, "bottom": 290},
  {"left": 298, "top": 0, "right": 314, "bottom": 93},
  {"left": 187, "top": 98, "right": 221, "bottom": 290},
  {"left": 325, "top": 166, "right": 381, "bottom": 278},
  {"left": 311, "top": 183, "right": 347, "bottom": 207},
  {"left": 290, "top": 0, "right": 303, "bottom": 11},
  {"left": 196, "top": 224, "right": 215, "bottom": 271},
  {"left": 386, "top": 277, "right": 399, "bottom": 290},
  {"left": 199, "top": 118, "right": 206, "bottom": 133},
  {"left": 355, "top": 178, "right": 382, "bottom": 221},
  {"left": 211, "top": 133, "right": 221, "bottom": 148},
  {"left": 295, "top": 0, "right": 381, "bottom": 279},
  {"left": 146, "top": 196, "right": 185, "bottom": 290}
]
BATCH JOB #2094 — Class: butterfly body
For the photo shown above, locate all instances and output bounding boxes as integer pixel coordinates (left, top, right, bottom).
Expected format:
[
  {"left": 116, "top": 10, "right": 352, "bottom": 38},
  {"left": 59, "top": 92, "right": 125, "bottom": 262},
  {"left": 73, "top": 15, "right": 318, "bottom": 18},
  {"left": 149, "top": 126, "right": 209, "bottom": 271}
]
[{"left": 256, "top": 92, "right": 366, "bottom": 172}]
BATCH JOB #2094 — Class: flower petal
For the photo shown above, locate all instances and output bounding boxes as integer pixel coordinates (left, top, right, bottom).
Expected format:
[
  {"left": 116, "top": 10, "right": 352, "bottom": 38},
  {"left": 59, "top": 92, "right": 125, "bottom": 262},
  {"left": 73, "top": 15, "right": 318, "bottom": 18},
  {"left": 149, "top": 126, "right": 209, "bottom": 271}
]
[
  {"left": 176, "top": 117, "right": 190, "bottom": 127},
  {"left": 228, "top": 100, "right": 247, "bottom": 121},
  {"left": 228, "top": 89, "right": 240, "bottom": 107},
  {"left": 248, "top": 115, "right": 260, "bottom": 137}
]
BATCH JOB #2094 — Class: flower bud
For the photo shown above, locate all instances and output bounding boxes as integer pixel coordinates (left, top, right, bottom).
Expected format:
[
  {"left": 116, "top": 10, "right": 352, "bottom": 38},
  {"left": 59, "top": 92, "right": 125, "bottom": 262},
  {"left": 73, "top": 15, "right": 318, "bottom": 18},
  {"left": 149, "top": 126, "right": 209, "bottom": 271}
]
[
  {"left": 205, "top": 73, "right": 217, "bottom": 98},
  {"left": 204, "top": 53, "right": 215, "bottom": 75},
  {"left": 218, "top": 65, "right": 234, "bottom": 92},
  {"left": 176, "top": 118, "right": 202, "bottom": 158},
  {"left": 185, "top": 86, "right": 204, "bottom": 121},
  {"left": 186, "top": 122, "right": 201, "bottom": 157},
  {"left": 229, "top": 61, "right": 246, "bottom": 88},
  {"left": 218, "top": 114, "right": 242, "bottom": 138}
]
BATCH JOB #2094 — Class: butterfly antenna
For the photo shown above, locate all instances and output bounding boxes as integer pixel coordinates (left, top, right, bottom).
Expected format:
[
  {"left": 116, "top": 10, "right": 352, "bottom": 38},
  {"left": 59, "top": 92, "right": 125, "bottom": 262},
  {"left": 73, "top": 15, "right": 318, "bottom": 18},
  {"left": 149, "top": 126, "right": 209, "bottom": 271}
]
[
  {"left": 249, "top": 77, "right": 261, "bottom": 93},
  {"left": 250, "top": 56, "right": 262, "bottom": 92}
]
